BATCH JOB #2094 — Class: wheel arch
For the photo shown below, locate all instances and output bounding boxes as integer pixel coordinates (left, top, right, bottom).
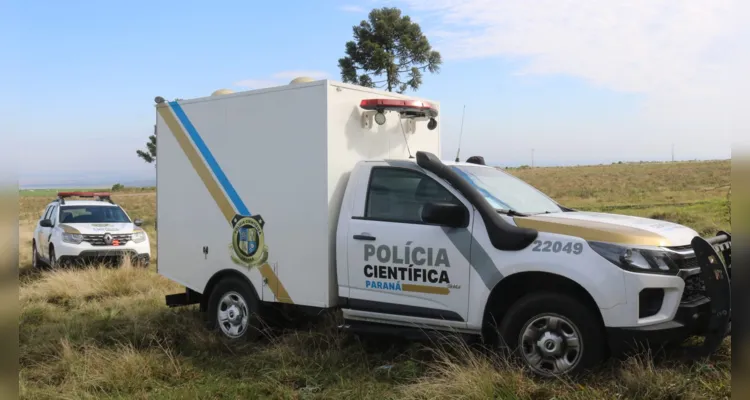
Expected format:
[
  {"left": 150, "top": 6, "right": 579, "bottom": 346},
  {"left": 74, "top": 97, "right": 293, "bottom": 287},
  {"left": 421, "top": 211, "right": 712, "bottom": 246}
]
[
  {"left": 201, "top": 269, "right": 260, "bottom": 312},
  {"left": 481, "top": 271, "right": 606, "bottom": 343}
]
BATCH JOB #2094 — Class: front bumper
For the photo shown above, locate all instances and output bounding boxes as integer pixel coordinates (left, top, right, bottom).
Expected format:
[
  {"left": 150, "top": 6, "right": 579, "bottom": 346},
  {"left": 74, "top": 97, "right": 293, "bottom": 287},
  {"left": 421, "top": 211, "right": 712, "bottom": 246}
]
[
  {"left": 607, "top": 232, "right": 731, "bottom": 356},
  {"left": 58, "top": 250, "right": 151, "bottom": 266},
  {"left": 55, "top": 239, "right": 151, "bottom": 267}
]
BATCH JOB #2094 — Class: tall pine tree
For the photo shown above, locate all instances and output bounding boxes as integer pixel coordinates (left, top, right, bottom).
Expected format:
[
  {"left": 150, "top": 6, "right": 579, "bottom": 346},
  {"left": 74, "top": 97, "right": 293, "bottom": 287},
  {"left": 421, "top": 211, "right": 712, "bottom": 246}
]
[{"left": 338, "top": 7, "right": 442, "bottom": 93}]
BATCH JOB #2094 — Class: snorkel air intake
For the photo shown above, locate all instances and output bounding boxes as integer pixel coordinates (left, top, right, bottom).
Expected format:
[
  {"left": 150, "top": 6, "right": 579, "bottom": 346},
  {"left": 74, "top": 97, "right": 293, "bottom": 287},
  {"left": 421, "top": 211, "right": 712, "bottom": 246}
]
[{"left": 416, "top": 151, "right": 538, "bottom": 251}]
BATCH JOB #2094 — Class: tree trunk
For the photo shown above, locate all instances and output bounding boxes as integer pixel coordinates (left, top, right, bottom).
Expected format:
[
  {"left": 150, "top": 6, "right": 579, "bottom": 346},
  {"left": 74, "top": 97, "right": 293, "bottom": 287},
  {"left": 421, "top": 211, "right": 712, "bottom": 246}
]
[{"left": 386, "top": 48, "right": 394, "bottom": 91}]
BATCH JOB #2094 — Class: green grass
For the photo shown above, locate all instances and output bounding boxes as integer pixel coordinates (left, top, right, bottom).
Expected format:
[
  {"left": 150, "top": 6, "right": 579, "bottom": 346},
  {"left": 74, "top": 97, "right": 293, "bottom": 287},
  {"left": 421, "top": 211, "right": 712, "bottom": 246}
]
[
  {"left": 509, "top": 160, "right": 731, "bottom": 236},
  {"left": 18, "top": 160, "right": 731, "bottom": 399}
]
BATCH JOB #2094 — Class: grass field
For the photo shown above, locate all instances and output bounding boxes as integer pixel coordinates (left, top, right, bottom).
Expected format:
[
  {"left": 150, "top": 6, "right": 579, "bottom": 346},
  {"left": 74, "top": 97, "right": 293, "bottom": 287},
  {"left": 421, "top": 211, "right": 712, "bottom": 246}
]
[{"left": 18, "top": 161, "right": 731, "bottom": 399}]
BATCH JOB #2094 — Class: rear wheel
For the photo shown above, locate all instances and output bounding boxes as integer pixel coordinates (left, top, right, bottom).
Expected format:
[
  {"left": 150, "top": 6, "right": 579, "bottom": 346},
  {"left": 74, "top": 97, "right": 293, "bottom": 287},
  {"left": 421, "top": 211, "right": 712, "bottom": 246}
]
[
  {"left": 206, "top": 277, "right": 263, "bottom": 341},
  {"left": 498, "top": 292, "right": 606, "bottom": 377}
]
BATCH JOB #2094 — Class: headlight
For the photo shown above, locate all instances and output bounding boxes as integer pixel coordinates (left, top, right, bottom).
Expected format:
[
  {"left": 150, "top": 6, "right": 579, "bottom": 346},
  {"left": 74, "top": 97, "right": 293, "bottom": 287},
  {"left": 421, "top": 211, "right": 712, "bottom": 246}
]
[
  {"left": 62, "top": 232, "right": 83, "bottom": 244},
  {"left": 587, "top": 241, "right": 679, "bottom": 275},
  {"left": 132, "top": 230, "right": 147, "bottom": 243}
]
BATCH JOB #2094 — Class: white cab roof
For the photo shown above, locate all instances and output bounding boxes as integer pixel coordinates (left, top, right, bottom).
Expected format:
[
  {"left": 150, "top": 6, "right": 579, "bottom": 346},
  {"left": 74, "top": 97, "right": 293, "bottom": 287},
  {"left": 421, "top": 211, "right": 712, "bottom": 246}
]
[{"left": 378, "top": 159, "right": 495, "bottom": 168}]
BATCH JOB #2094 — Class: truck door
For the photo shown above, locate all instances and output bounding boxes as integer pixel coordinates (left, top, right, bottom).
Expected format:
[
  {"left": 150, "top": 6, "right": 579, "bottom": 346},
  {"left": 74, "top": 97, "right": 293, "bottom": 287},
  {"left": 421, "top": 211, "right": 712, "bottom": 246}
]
[{"left": 346, "top": 163, "right": 474, "bottom": 326}]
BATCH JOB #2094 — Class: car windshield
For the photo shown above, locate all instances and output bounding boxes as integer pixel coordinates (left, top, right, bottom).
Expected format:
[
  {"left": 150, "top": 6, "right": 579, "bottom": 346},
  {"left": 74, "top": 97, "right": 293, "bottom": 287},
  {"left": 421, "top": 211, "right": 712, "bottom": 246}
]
[
  {"left": 451, "top": 165, "right": 563, "bottom": 215},
  {"left": 59, "top": 205, "right": 131, "bottom": 224}
]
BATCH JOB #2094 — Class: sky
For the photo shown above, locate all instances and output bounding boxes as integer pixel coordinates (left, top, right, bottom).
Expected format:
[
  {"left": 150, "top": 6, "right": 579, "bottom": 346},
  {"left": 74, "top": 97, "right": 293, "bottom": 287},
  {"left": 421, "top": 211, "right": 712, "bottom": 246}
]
[{"left": 2, "top": 0, "right": 747, "bottom": 187}]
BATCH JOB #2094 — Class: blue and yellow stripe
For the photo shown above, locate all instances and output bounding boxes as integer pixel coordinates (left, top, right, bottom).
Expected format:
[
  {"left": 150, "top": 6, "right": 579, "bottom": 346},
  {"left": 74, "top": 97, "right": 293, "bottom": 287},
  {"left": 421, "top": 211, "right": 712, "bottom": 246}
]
[{"left": 157, "top": 101, "right": 293, "bottom": 304}]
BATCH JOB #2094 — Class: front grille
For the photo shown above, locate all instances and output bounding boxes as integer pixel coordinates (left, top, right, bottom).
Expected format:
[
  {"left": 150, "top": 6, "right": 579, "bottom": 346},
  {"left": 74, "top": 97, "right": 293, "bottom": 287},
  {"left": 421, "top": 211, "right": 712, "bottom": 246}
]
[
  {"left": 666, "top": 244, "right": 694, "bottom": 252},
  {"left": 682, "top": 273, "right": 708, "bottom": 303},
  {"left": 674, "top": 255, "right": 709, "bottom": 304},
  {"left": 671, "top": 236, "right": 731, "bottom": 305},
  {"left": 677, "top": 257, "right": 699, "bottom": 270},
  {"left": 82, "top": 233, "right": 132, "bottom": 246}
]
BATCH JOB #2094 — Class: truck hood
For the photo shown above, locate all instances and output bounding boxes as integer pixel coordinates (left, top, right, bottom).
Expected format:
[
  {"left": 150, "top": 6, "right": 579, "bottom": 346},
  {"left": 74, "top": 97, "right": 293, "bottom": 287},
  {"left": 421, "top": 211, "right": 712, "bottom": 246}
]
[
  {"left": 513, "top": 211, "right": 699, "bottom": 247},
  {"left": 58, "top": 222, "right": 139, "bottom": 235}
]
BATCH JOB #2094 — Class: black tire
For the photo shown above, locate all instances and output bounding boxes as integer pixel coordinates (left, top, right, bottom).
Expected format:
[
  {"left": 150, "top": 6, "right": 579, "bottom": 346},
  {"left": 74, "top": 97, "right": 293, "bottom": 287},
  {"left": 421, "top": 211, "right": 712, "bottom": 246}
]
[
  {"left": 206, "top": 277, "right": 263, "bottom": 341},
  {"left": 48, "top": 246, "right": 57, "bottom": 269},
  {"left": 130, "top": 256, "right": 148, "bottom": 268},
  {"left": 32, "top": 241, "right": 41, "bottom": 268},
  {"left": 498, "top": 292, "right": 606, "bottom": 377}
]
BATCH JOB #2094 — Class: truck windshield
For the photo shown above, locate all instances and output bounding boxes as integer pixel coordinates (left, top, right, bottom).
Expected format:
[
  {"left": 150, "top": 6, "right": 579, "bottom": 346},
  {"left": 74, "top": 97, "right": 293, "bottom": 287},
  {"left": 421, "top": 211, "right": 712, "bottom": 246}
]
[
  {"left": 451, "top": 165, "right": 563, "bottom": 215},
  {"left": 59, "top": 205, "right": 132, "bottom": 224}
]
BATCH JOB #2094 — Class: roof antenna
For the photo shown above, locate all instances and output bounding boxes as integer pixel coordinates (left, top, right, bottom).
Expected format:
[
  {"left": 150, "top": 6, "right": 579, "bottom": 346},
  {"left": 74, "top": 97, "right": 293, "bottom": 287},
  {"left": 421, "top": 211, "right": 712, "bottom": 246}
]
[
  {"left": 455, "top": 105, "right": 466, "bottom": 162},
  {"left": 398, "top": 116, "right": 414, "bottom": 159}
]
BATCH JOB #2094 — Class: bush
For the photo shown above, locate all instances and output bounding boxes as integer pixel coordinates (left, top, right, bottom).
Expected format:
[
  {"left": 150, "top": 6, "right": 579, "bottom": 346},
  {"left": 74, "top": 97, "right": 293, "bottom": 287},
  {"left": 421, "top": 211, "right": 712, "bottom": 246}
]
[{"left": 112, "top": 183, "right": 125, "bottom": 191}]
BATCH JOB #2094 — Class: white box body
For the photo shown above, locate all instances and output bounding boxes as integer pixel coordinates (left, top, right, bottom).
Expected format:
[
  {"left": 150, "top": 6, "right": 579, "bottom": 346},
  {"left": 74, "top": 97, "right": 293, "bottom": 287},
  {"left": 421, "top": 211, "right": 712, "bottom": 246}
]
[{"left": 156, "top": 80, "right": 440, "bottom": 308}]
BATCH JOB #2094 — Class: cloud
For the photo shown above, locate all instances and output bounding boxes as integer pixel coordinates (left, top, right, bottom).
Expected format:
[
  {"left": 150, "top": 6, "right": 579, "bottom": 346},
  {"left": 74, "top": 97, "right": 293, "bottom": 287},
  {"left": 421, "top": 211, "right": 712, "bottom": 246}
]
[
  {"left": 233, "top": 71, "right": 330, "bottom": 89},
  {"left": 271, "top": 71, "right": 329, "bottom": 80},
  {"left": 340, "top": 5, "right": 367, "bottom": 13},
  {"left": 232, "top": 79, "right": 282, "bottom": 89},
  {"left": 398, "top": 0, "right": 746, "bottom": 93},
  {"left": 395, "top": 0, "right": 749, "bottom": 149}
]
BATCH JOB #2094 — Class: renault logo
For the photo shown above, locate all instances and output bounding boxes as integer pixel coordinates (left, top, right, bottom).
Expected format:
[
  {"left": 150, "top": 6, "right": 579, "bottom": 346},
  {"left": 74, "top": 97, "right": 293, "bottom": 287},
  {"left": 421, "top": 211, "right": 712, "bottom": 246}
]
[{"left": 103, "top": 233, "right": 113, "bottom": 245}]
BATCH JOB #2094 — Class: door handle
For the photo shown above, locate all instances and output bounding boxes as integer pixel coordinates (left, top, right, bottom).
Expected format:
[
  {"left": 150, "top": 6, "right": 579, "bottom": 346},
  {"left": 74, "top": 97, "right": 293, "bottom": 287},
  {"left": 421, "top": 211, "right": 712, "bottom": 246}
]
[{"left": 353, "top": 234, "right": 376, "bottom": 241}]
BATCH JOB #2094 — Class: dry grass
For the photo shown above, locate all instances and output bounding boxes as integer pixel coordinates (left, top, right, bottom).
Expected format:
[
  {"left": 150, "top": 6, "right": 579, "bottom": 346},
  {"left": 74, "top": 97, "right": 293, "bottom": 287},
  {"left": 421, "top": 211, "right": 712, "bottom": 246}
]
[
  {"left": 18, "top": 160, "right": 731, "bottom": 399},
  {"left": 508, "top": 160, "right": 730, "bottom": 206},
  {"left": 20, "top": 263, "right": 179, "bottom": 307},
  {"left": 401, "top": 339, "right": 731, "bottom": 400},
  {"left": 508, "top": 160, "right": 731, "bottom": 236}
]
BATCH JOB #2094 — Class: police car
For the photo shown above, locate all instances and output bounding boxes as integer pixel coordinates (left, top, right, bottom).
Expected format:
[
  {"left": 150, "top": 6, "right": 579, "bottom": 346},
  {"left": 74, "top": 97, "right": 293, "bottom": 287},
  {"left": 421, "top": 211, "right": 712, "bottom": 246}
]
[{"left": 32, "top": 192, "right": 151, "bottom": 268}]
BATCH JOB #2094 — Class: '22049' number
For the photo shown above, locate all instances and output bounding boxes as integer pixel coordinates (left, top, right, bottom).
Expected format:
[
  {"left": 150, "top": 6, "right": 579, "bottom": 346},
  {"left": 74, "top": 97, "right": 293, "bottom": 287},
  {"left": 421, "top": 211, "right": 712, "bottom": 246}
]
[{"left": 531, "top": 240, "right": 584, "bottom": 255}]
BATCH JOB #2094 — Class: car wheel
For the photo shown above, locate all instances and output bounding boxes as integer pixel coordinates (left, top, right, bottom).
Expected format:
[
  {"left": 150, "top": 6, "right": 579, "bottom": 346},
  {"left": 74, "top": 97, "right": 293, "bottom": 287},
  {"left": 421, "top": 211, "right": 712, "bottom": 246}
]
[
  {"left": 32, "top": 242, "right": 40, "bottom": 268},
  {"left": 207, "top": 277, "right": 263, "bottom": 341},
  {"left": 48, "top": 246, "right": 57, "bottom": 269},
  {"left": 499, "top": 292, "right": 606, "bottom": 377},
  {"left": 133, "top": 256, "right": 150, "bottom": 268}
]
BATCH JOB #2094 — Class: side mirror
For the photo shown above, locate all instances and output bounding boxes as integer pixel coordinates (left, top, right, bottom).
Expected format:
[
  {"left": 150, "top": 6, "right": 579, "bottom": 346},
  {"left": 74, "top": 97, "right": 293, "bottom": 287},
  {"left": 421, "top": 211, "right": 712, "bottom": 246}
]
[
  {"left": 421, "top": 202, "right": 468, "bottom": 228},
  {"left": 39, "top": 219, "right": 53, "bottom": 228},
  {"left": 133, "top": 219, "right": 143, "bottom": 227}
]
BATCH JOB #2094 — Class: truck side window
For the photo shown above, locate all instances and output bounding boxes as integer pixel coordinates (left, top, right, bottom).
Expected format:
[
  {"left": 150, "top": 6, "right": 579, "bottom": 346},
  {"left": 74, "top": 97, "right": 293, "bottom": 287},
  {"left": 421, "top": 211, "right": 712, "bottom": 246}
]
[{"left": 365, "top": 167, "right": 463, "bottom": 224}]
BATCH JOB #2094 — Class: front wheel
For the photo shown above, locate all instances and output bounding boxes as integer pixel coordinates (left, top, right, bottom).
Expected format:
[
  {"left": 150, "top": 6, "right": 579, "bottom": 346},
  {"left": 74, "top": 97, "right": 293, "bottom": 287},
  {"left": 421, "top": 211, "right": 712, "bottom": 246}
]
[
  {"left": 48, "top": 247, "right": 57, "bottom": 269},
  {"left": 206, "top": 277, "right": 263, "bottom": 341},
  {"left": 32, "top": 242, "right": 40, "bottom": 268},
  {"left": 498, "top": 292, "right": 606, "bottom": 377}
]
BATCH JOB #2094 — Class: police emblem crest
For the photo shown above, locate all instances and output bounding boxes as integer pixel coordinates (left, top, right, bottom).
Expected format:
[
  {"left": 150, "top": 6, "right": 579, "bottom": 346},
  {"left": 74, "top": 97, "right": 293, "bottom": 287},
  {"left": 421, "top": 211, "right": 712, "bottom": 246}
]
[
  {"left": 230, "top": 214, "right": 268, "bottom": 269},
  {"left": 238, "top": 226, "right": 257, "bottom": 255}
]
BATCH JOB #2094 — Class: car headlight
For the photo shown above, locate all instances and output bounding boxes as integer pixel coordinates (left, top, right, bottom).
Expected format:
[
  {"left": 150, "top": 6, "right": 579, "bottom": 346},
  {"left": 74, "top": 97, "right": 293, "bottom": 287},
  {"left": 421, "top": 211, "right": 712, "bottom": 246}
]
[
  {"left": 587, "top": 241, "right": 679, "bottom": 275},
  {"left": 62, "top": 232, "right": 83, "bottom": 244},
  {"left": 132, "top": 230, "right": 147, "bottom": 243}
]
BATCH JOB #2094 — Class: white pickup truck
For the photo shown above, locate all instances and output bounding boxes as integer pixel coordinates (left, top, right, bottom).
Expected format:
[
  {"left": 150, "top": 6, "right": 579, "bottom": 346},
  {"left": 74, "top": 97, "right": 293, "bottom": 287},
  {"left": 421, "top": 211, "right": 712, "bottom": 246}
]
[{"left": 155, "top": 78, "right": 731, "bottom": 377}]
